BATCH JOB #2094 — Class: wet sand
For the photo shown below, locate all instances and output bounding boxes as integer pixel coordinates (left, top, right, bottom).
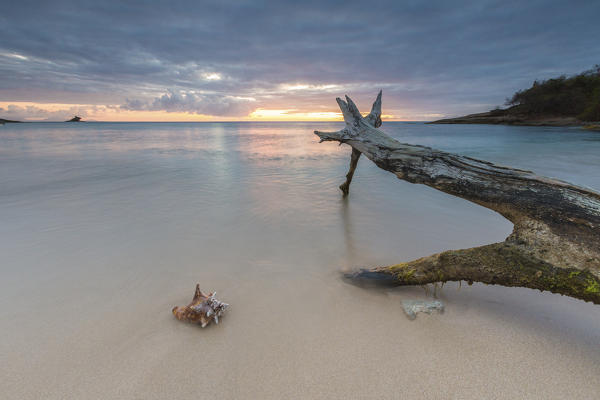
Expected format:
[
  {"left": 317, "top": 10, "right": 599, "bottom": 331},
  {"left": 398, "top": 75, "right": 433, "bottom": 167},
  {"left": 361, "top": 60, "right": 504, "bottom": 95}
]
[
  {"left": 1, "top": 122, "right": 599, "bottom": 399},
  {"left": 2, "top": 270, "right": 599, "bottom": 399}
]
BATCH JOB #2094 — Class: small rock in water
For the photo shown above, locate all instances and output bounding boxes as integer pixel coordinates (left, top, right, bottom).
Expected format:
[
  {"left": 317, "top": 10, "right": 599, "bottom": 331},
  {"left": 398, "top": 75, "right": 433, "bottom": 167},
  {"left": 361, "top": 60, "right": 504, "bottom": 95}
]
[{"left": 402, "top": 300, "right": 444, "bottom": 320}]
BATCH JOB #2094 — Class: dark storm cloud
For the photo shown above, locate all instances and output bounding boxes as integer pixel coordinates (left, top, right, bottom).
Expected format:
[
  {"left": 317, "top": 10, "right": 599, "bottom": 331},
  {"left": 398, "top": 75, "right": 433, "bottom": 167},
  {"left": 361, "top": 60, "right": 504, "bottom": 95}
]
[{"left": 1, "top": 0, "right": 599, "bottom": 119}]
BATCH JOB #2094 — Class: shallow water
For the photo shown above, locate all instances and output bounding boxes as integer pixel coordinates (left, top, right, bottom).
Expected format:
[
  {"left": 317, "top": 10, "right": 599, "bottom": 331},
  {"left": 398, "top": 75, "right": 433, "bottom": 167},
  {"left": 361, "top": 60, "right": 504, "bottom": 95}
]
[{"left": 1, "top": 121, "right": 599, "bottom": 399}]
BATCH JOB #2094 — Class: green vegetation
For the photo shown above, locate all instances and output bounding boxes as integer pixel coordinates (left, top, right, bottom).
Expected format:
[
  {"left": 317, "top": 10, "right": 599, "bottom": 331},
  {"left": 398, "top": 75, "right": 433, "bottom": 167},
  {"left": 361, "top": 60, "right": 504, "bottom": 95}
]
[
  {"left": 506, "top": 65, "right": 600, "bottom": 121},
  {"left": 583, "top": 124, "right": 600, "bottom": 131}
]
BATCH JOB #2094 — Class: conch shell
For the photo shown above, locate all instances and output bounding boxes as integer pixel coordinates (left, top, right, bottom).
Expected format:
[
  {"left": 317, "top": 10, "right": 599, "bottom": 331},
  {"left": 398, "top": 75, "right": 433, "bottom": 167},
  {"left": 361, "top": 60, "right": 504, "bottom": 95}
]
[{"left": 172, "top": 284, "right": 229, "bottom": 327}]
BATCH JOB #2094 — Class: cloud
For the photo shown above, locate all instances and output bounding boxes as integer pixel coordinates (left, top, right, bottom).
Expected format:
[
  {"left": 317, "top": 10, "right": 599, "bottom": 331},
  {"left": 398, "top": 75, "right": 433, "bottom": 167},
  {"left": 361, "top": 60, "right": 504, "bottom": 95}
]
[
  {"left": 121, "top": 90, "right": 256, "bottom": 116},
  {"left": 0, "top": 104, "right": 99, "bottom": 121},
  {"left": 1, "top": 0, "right": 599, "bottom": 119}
]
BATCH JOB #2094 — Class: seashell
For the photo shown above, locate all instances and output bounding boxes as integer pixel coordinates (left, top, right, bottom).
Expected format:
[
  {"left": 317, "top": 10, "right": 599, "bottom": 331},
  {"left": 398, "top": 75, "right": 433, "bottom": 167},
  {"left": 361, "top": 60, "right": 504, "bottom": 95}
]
[{"left": 172, "top": 284, "right": 229, "bottom": 327}]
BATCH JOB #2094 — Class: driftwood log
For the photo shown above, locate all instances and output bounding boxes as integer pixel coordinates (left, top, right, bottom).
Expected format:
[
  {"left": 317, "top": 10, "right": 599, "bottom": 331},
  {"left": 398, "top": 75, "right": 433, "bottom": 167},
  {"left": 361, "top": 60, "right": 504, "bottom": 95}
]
[{"left": 315, "top": 92, "right": 600, "bottom": 303}]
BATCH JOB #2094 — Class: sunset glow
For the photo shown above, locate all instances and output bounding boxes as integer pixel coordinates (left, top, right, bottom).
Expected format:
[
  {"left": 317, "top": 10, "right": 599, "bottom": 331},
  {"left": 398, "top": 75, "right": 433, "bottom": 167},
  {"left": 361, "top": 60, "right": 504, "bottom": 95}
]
[
  {"left": 248, "top": 109, "right": 342, "bottom": 121},
  {"left": 1, "top": 2, "right": 598, "bottom": 122},
  {"left": 1, "top": 101, "right": 407, "bottom": 122}
]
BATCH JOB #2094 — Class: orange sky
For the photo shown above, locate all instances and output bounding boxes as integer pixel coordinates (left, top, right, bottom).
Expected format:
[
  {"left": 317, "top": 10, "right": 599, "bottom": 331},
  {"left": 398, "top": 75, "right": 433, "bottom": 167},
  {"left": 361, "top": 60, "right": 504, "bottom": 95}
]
[{"left": 0, "top": 101, "right": 401, "bottom": 122}]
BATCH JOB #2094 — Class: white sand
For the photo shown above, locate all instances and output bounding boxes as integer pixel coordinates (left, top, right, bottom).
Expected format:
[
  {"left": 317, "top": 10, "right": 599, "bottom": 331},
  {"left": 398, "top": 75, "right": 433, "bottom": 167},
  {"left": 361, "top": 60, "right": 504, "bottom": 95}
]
[
  {"left": 1, "top": 122, "right": 599, "bottom": 399},
  {"left": 2, "top": 266, "right": 599, "bottom": 399}
]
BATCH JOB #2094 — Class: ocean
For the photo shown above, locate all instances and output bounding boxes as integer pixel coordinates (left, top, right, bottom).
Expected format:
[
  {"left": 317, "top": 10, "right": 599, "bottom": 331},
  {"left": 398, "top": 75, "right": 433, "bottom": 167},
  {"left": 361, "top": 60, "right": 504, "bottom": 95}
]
[{"left": 1, "top": 121, "right": 599, "bottom": 399}]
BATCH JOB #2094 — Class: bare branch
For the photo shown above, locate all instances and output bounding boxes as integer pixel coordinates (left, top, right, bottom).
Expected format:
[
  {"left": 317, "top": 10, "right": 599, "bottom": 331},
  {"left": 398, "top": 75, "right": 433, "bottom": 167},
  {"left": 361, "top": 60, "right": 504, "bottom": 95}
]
[{"left": 315, "top": 92, "right": 600, "bottom": 303}]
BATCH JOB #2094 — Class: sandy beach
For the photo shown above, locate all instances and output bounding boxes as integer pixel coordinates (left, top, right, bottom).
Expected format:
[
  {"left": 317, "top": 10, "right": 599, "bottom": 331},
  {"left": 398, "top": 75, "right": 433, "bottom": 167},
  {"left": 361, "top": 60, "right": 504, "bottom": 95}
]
[
  {"left": 2, "top": 266, "right": 600, "bottom": 399},
  {"left": 1, "top": 122, "right": 599, "bottom": 399}
]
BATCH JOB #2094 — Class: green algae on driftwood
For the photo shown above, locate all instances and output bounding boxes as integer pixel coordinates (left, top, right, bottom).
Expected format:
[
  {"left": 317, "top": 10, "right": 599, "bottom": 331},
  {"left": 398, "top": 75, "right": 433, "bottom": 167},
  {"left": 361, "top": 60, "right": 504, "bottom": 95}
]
[
  {"left": 314, "top": 92, "right": 600, "bottom": 304},
  {"left": 583, "top": 125, "right": 600, "bottom": 132}
]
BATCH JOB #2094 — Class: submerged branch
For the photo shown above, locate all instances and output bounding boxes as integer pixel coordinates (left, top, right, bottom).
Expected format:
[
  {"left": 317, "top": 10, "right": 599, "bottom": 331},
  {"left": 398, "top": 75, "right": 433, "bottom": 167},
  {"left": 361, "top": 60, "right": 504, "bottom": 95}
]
[{"left": 339, "top": 148, "right": 361, "bottom": 196}]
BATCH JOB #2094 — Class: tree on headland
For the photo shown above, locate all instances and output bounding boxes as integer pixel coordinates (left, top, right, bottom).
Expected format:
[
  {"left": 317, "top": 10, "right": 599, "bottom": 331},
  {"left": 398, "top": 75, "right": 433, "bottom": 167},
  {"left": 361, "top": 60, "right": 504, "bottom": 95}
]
[
  {"left": 506, "top": 65, "right": 600, "bottom": 121},
  {"left": 431, "top": 65, "right": 600, "bottom": 126}
]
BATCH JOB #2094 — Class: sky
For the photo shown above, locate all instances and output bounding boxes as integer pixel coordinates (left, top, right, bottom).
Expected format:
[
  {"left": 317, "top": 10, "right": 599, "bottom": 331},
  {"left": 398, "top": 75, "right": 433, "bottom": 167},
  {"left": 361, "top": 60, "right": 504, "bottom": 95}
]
[{"left": 1, "top": 0, "right": 599, "bottom": 122}]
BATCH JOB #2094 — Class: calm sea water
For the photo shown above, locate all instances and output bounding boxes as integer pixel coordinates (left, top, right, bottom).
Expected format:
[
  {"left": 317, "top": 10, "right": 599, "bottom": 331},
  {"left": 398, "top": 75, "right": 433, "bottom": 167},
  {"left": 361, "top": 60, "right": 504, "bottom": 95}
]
[{"left": 1, "top": 121, "right": 599, "bottom": 399}]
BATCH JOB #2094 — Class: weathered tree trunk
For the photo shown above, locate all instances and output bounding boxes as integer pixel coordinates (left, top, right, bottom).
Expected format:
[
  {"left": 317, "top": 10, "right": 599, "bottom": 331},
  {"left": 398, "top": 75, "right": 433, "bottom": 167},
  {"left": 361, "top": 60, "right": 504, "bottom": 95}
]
[{"left": 315, "top": 92, "right": 600, "bottom": 303}]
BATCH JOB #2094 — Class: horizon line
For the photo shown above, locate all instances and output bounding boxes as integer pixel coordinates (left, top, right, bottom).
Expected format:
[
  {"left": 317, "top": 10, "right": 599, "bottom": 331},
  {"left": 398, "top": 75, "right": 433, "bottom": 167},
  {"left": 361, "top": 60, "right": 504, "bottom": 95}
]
[{"left": 2, "top": 119, "right": 430, "bottom": 123}]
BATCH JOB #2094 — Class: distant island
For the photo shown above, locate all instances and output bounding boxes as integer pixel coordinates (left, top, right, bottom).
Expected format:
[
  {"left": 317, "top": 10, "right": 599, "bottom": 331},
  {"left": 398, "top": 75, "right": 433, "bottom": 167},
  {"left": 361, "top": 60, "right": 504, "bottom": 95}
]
[
  {"left": 0, "top": 118, "right": 22, "bottom": 124},
  {"left": 0, "top": 116, "right": 86, "bottom": 123},
  {"left": 431, "top": 66, "right": 600, "bottom": 126}
]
